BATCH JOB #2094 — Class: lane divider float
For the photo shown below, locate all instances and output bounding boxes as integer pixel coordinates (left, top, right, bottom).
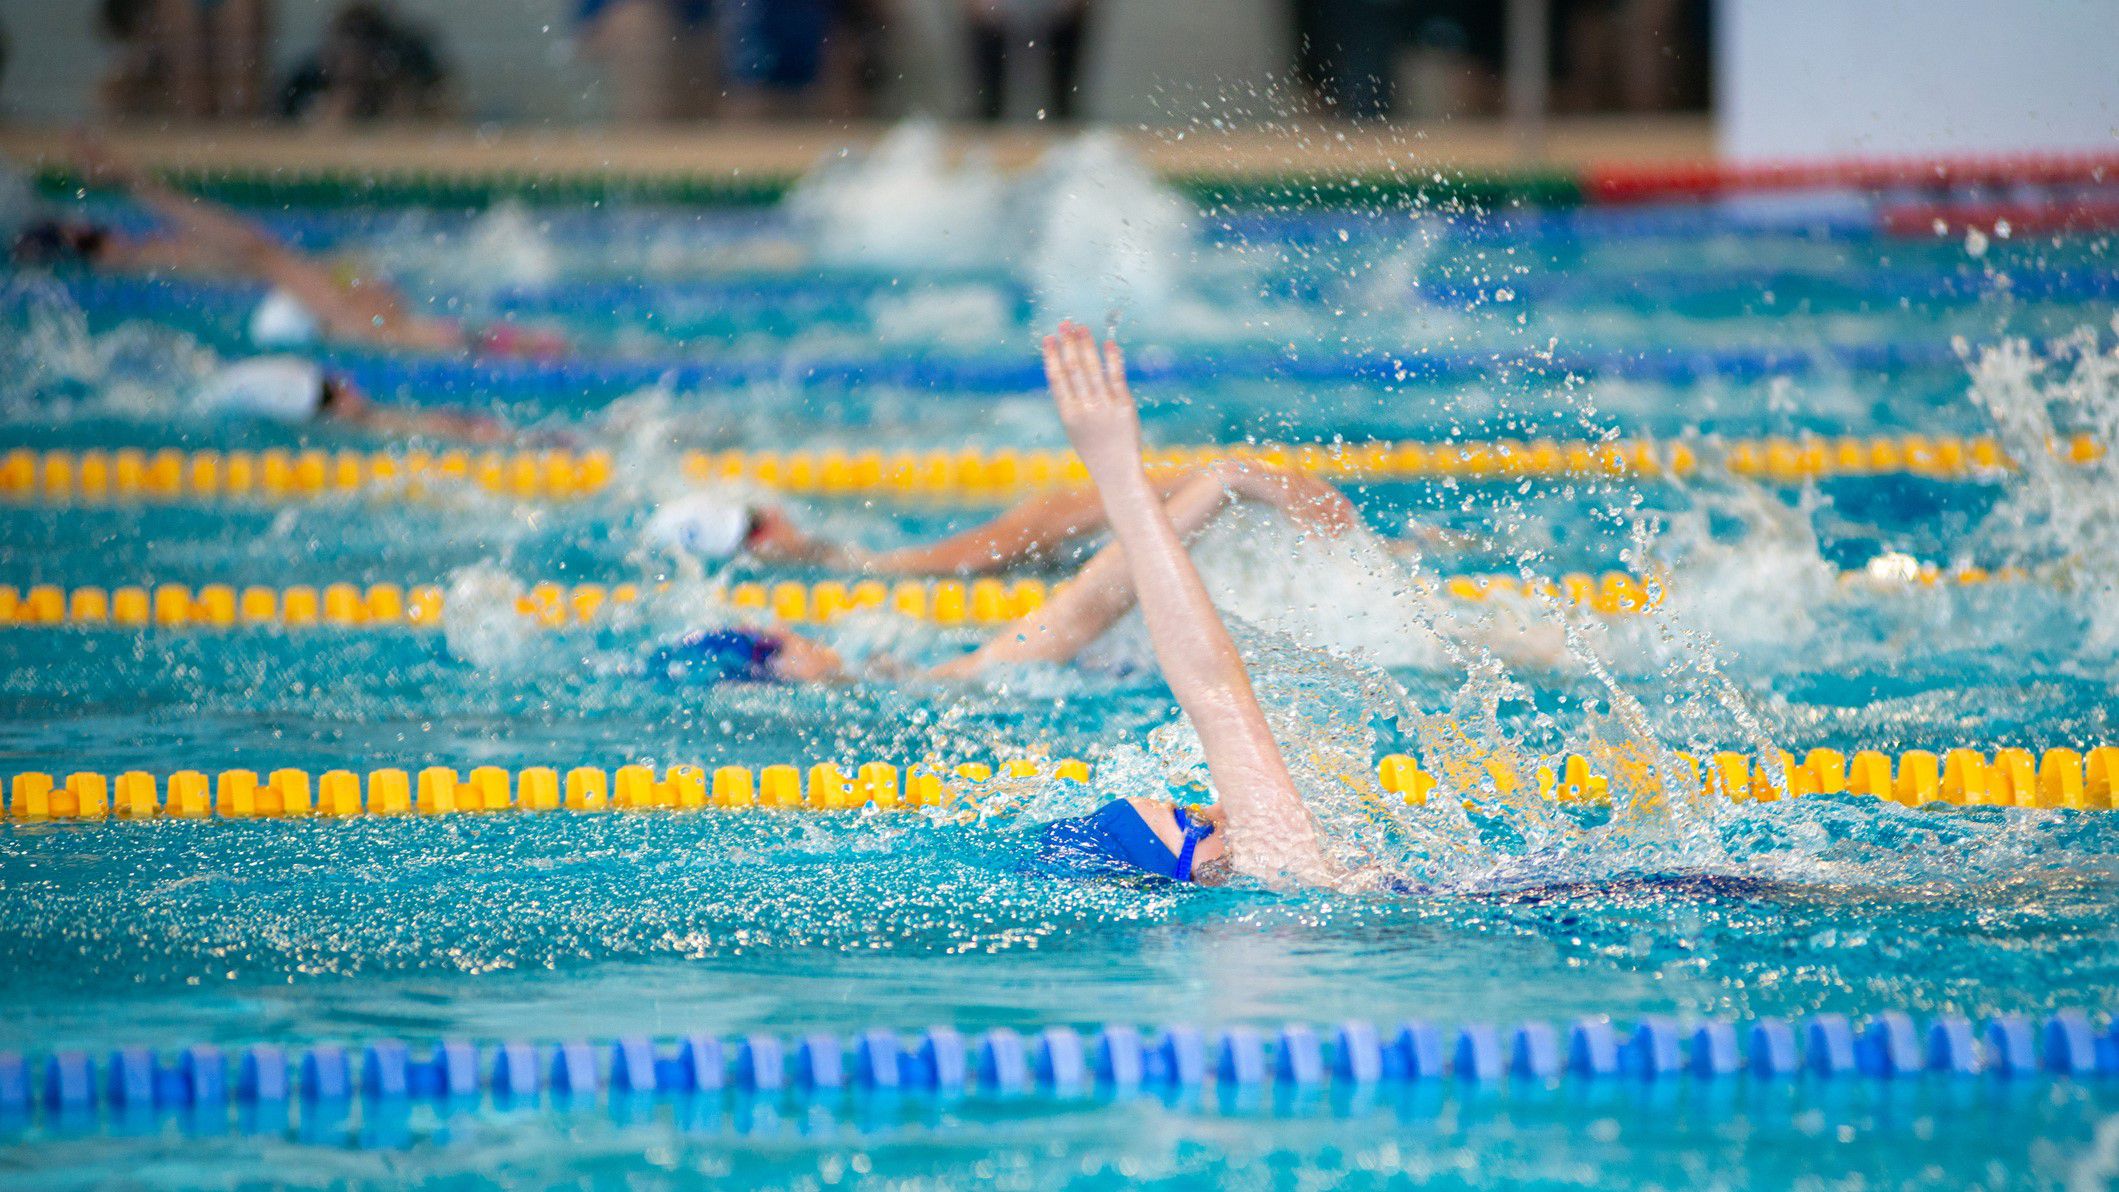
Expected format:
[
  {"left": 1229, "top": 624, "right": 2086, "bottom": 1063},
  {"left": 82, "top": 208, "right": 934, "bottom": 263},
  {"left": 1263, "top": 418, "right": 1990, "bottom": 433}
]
[
  {"left": 4, "top": 1008, "right": 2117, "bottom": 1138},
  {"left": 0, "top": 560, "right": 2051, "bottom": 633},
  {"left": 0, "top": 571, "right": 1679, "bottom": 631},
  {"left": 7, "top": 745, "right": 2113, "bottom": 823},
  {"left": 0, "top": 433, "right": 2102, "bottom": 508}
]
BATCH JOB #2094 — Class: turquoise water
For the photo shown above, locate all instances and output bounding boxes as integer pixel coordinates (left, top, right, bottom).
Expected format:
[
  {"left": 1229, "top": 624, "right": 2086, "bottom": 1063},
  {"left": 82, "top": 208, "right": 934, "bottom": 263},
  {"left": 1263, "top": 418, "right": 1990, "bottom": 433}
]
[{"left": 2, "top": 157, "right": 2118, "bottom": 1186}]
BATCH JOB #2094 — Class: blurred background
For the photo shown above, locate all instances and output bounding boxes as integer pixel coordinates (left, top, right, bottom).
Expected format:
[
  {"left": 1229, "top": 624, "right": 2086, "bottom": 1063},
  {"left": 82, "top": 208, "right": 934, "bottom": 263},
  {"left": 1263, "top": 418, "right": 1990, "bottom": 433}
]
[{"left": 0, "top": 0, "right": 2100, "bottom": 161}]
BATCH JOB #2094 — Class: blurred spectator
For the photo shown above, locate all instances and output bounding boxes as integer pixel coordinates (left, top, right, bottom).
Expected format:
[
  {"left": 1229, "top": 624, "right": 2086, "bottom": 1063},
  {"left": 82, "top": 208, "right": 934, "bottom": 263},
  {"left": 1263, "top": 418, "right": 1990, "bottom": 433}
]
[
  {"left": 99, "top": 0, "right": 272, "bottom": 120},
  {"left": 1293, "top": 0, "right": 1405, "bottom": 120},
  {"left": 575, "top": 0, "right": 717, "bottom": 122},
  {"left": 717, "top": 0, "right": 830, "bottom": 118},
  {"left": 816, "top": 0, "right": 889, "bottom": 119},
  {"left": 1554, "top": 0, "right": 1710, "bottom": 112},
  {"left": 280, "top": 2, "right": 450, "bottom": 123},
  {"left": 1298, "top": 0, "right": 1709, "bottom": 121},
  {"left": 965, "top": 0, "right": 1094, "bottom": 122}
]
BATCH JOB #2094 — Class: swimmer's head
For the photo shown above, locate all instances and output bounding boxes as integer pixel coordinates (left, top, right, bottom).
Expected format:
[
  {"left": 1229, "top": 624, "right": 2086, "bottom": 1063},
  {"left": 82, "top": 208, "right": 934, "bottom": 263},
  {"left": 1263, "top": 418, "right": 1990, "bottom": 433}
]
[
  {"left": 644, "top": 493, "right": 762, "bottom": 562},
  {"left": 197, "top": 356, "right": 329, "bottom": 424},
  {"left": 645, "top": 627, "right": 784, "bottom": 685},
  {"left": 12, "top": 219, "right": 110, "bottom": 266},
  {"left": 249, "top": 287, "right": 321, "bottom": 348}
]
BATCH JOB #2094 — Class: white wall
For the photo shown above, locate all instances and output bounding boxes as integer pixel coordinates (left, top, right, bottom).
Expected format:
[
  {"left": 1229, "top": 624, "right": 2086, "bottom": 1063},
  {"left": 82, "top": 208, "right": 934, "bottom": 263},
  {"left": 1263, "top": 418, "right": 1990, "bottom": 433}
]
[
  {"left": 1718, "top": 0, "right": 2119, "bottom": 159},
  {"left": 0, "top": 0, "right": 1287, "bottom": 126}
]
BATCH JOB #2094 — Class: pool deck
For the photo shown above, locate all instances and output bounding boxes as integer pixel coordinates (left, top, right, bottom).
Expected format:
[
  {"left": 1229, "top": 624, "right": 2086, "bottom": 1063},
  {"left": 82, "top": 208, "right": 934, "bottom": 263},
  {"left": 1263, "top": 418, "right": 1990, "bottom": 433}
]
[{"left": 0, "top": 116, "right": 1714, "bottom": 182}]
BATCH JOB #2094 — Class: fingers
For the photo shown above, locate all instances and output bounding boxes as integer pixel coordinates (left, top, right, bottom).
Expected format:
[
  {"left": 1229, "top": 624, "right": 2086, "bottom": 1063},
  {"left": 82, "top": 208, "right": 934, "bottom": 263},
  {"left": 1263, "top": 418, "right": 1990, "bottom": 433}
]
[
  {"left": 1041, "top": 333, "right": 1071, "bottom": 407},
  {"left": 1101, "top": 339, "right": 1130, "bottom": 398},
  {"left": 1060, "top": 321, "right": 1102, "bottom": 405}
]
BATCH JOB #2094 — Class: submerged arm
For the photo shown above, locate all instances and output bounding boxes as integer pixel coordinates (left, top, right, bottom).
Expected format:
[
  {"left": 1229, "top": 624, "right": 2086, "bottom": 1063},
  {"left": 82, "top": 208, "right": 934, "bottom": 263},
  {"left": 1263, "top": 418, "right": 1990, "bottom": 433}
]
[{"left": 1043, "top": 323, "right": 1333, "bottom": 887}]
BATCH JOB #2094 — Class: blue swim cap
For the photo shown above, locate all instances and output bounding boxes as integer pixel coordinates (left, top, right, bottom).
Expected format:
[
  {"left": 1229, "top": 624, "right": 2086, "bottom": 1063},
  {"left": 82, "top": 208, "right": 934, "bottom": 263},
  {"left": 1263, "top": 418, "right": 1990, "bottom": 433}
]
[
  {"left": 646, "top": 628, "right": 783, "bottom": 685},
  {"left": 1033, "top": 798, "right": 1184, "bottom": 880}
]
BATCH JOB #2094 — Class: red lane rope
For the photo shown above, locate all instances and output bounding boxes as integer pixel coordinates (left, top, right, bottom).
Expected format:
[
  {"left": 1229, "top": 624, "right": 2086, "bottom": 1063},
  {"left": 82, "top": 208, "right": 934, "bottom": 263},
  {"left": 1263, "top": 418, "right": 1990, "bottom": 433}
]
[{"left": 1583, "top": 152, "right": 2119, "bottom": 204}]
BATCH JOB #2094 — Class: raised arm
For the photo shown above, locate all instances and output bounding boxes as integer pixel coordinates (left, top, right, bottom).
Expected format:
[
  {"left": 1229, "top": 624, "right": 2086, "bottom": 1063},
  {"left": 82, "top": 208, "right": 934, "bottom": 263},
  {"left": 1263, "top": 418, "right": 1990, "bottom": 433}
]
[{"left": 1043, "top": 323, "right": 1333, "bottom": 886}]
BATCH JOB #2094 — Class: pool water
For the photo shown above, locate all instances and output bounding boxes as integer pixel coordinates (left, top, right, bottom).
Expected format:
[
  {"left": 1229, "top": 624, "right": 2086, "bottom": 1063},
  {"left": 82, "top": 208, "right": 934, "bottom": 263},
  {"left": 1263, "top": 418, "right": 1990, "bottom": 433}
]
[{"left": 2, "top": 139, "right": 2118, "bottom": 1187}]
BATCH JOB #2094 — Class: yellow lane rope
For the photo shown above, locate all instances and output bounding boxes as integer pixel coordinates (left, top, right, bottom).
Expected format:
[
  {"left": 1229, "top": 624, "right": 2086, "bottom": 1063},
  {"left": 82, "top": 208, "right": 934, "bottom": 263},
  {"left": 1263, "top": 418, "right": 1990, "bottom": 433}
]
[
  {"left": 0, "top": 433, "right": 2101, "bottom": 506},
  {"left": 0, "top": 564, "right": 2039, "bottom": 630},
  {"left": 7, "top": 745, "right": 2114, "bottom": 822}
]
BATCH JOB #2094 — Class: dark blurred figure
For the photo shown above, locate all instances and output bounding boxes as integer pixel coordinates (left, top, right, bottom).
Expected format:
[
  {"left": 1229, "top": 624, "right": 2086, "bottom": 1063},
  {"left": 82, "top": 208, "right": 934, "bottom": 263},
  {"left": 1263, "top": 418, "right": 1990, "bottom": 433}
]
[
  {"left": 99, "top": 0, "right": 272, "bottom": 120},
  {"left": 716, "top": 0, "right": 881, "bottom": 120},
  {"left": 1296, "top": 0, "right": 1708, "bottom": 121},
  {"left": 718, "top": 0, "right": 828, "bottom": 118},
  {"left": 576, "top": 0, "right": 718, "bottom": 122},
  {"left": 965, "top": 0, "right": 1094, "bottom": 122},
  {"left": 1294, "top": 0, "right": 1408, "bottom": 120},
  {"left": 1554, "top": 0, "right": 1710, "bottom": 112},
  {"left": 280, "top": 2, "right": 450, "bottom": 124}
]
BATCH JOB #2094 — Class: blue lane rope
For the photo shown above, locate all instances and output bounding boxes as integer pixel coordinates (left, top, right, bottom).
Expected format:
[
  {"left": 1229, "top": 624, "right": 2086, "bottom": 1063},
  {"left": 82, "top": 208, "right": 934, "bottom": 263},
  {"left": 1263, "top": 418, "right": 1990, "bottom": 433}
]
[
  {"left": 69, "top": 196, "right": 1893, "bottom": 257},
  {"left": 56, "top": 263, "right": 2109, "bottom": 333},
  {"left": 1, "top": 1010, "right": 2110, "bottom": 1131},
  {"left": 45, "top": 275, "right": 1970, "bottom": 395}
]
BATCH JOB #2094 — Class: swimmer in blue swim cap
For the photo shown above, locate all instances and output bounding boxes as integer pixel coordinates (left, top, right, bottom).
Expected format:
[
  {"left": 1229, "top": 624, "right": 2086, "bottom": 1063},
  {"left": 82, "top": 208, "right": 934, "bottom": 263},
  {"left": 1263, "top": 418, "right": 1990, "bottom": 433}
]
[
  {"left": 656, "top": 324, "right": 1338, "bottom": 888},
  {"left": 26, "top": 139, "right": 567, "bottom": 358}
]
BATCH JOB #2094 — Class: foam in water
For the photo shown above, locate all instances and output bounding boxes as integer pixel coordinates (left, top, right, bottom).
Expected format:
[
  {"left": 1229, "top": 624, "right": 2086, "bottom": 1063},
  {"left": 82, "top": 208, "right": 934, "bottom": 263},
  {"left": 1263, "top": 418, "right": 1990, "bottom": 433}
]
[
  {"left": 790, "top": 123, "right": 1207, "bottom": 334},
  {"left": 1015, "top": 131, "right": 1197, "bottom": 329},
  {"left": 786, "top": 122, "right": 1008, "bottom": 271},
  {"left": 1962, "top": 320, "right": 2119, "bottom": 653}
]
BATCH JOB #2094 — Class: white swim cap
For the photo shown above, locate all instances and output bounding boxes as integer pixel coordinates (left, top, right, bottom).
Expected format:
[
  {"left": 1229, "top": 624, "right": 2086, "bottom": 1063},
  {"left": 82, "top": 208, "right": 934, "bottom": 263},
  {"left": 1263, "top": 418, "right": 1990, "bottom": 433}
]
[
  {"left": 249, "top": 287, "right": 321, "bottom": 347},
  {"left": 198, "top": 356, "right": 327, "bottom": 424},
  {"left": 644, "top": 494, "right": 754, "bottom": 561}
]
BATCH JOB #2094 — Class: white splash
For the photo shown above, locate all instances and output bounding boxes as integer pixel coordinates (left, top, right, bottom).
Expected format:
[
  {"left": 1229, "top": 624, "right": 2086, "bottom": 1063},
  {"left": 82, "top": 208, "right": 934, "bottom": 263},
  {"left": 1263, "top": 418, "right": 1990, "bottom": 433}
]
[{"left": 786, "top": 122, "right": 1008, "bottom": 271}]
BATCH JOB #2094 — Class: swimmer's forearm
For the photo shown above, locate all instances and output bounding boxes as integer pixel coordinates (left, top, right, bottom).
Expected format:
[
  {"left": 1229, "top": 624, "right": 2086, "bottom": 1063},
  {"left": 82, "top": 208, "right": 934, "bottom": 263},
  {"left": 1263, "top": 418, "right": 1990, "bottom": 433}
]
[
  {"left": 1212, "top": 463, "right": 1361, "bottom": 537},
  {"left": 1091, "top": 467, "right": 1330, "bottom": 882}
]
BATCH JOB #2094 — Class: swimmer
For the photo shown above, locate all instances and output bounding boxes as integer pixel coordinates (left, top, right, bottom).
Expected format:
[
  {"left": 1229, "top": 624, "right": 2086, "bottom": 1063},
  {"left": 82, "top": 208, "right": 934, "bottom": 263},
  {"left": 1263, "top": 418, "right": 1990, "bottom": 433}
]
[
  {"left": 15, "top": 140, "right": 566, "bottom": 358},
  {"left": 653, "top": 323, "right": 1341, "bottom": 887},
  {"left": 648, "top": 461, "right": 1378, "bottom": 573},
  {"left": 197, "top": 355, "right": 512, "bottom": 442}
]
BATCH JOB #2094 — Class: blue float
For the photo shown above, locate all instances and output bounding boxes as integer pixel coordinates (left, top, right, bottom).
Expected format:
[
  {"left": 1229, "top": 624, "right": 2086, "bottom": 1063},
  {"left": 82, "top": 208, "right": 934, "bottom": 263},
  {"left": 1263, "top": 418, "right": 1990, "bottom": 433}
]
[
  {"left": 1624, "top": 1019, "right": 1682, "bottom": 1078},
  {"left": 106, "top": 1047, "right": 156, "bottom": 1108},
  {"left": 2043, "top": 1013, "right": 2097, "bottom": 1075},
  {"left": 491, "top": 1042, "right": 540, "bottom": 1099},
  {"left": 1747, "top": 1020, "right": 1800, "bottom": 1078},
  {"left": 1509, "top": 1023, "right": 1560, "bottom": 1079},
  {"left": 734, "top": 1035, "right": 783, "bottom": 1092},
  {"left": 237, "top": 1046, "right": 287, "bottom": 1103},
  {"left": 1805, "top": 1016, "right": 1857, "bottom": 1077},
  {"left": 610, "top": 1037, "right": 658, "bottom": 1094},
  {"left": 1390, "top": 1022, "right": 1446, "bottom": 1080},
  {"left": 1985, "top": 1016, "right": 2037, "bottom": 1076},
  {"left": 976, "top": 1029, "right": 1030, "bottom": 1094},
  {"left": 551, "top": 1042, "right": 600, "bottom": 1095},
  {"left": 1926, "top": 1018, "right": 1981, "bottom": 1075},
  {"left": 1092, "top": 1025, "right": 1145, "bottom": 1089},
  {"left": 915, "top": 1028, "right": 967, "bottom": 1092},
  {"left": 1857, "top": 1012, "right": 1923, "bottom": 1077},
  {"left": 0, "top": 1053, "right": 29, "bottom": 1111},
  {"left": 1277, "top": 1026, "right": 1325, "bottom": 1087},
  {"left": 1689, "top": 1022, "right": 1740, "bottom": 1078},
  {"left": 361, "top": 1041, "right": 409, "bottom": 1100},
  {"left": 1567, "top": 1020, "right": 1620, "bottom": 1077},
  {"left": 1453, "top": 1025, "right": 1504, "bottom": 1081},
  {"left": 1150, "top": 1027, "right": 1207, "bottom": 1088},
  {"left": 1034, "top": 1028, "right": 1089, "bottom": 1096},
  {"left": 176, "top": 1050, "right": 226, "bottom": 1109},
  {"left": 675, "top": 1036, "right": 724, "bottom": 1093},
  {"left": 1331, "top": 1022, "right": 1383, "bottom": 1085},
  {"left": 853, "top": 1030, "right": 902, "bottom": 1090}
]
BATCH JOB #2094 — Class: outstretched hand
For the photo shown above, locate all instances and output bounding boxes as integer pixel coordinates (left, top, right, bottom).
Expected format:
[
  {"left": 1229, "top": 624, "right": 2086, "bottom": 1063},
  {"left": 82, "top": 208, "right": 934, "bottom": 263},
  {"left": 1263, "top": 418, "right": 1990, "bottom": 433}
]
[{"left": 1042, "top": 321, "right": 1143, "bottom": 482}]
